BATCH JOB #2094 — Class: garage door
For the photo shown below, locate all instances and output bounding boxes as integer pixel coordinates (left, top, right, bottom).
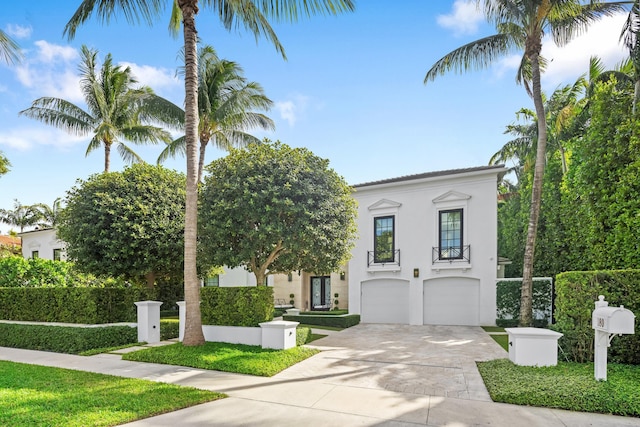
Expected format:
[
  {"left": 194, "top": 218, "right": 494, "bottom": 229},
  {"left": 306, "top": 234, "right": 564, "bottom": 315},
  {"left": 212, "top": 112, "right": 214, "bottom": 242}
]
[
  {"left": 361, "top": 279, "right": 410, "bottom": 324},
  {"left": 423, "top": 277, "right": 480, "bottom": 326}
]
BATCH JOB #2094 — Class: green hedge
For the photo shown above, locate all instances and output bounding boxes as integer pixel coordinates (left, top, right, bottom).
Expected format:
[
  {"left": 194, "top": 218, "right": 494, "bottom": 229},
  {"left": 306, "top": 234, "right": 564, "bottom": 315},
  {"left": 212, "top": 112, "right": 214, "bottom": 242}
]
[
  {"left": 496, "top": 278, "right": 553, "bottom": 327},
  {"left": 0, "top": 323, "right": 137, "bottom": 354},
  {"left": 200, "top": 286, "right": 273, "bottom": 327},
  {"left": 296, "top": 327, "right": 312, "bottom": 345},
  {"left": 283, "top": 313, "right": 360, "bottom": 328},
  {"left": 0, "top": 257, "right": 126, "bottom": 287},
  {"left": 0, "top": 287, "right": 156, "bottom": 323},
  {"left": 554, "top": 270, "right": 640, "bottom": 364},
  {"left": 160, "top": 319, "right": 179, "bottom": 340}
]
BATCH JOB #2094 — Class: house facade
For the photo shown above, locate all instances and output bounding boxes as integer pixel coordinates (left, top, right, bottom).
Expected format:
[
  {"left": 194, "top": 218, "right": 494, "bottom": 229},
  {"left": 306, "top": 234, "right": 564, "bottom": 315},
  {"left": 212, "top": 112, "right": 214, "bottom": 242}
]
[
  {"left": 17, "top": 228, "right": 67, "bottom": 261},
  {"left": 348, "top": 165, "right": 506, "bottom": 326}
]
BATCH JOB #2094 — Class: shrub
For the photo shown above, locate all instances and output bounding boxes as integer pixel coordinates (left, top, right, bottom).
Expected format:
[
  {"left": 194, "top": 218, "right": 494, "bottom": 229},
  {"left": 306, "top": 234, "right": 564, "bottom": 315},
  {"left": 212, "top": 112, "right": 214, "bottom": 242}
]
[
  {"left": 0, "top": 287, "right": 156, "bottom": 323},
  {"left": 0, "top": 257, "right": 126, "bottom": 288},
  {"left": 496, "top": 278, "right": 553, "bottom": 327},
  {"left": 200, "top": 286, "right": 273, "bottom": 327},
  {"left": 0, "top": 323, "right": 138, "bottom": 354},
  {"left": 160, "top": 319, "right": 179, "bottom": 340},
  {"left": 296, "top": 327, "right": 312, "bottom": 345},
  {"left": 554, "top": 270, "right": 640, "bottom": 364},
  {"left": 283, "top": 313, "right": 360, "bottom": 328}
]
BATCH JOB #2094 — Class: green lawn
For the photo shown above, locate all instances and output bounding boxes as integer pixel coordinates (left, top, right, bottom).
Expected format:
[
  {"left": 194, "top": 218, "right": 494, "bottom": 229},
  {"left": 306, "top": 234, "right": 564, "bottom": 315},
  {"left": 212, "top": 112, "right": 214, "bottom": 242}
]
[
  {"left": 478, "top": 359, "right": 640, "bottom": 417},
  {"left": 0, "top": 360, "right": 224, "bottom": 427},
  {"left": 123, "top": 342, "right": 320, "bottom": 376}
]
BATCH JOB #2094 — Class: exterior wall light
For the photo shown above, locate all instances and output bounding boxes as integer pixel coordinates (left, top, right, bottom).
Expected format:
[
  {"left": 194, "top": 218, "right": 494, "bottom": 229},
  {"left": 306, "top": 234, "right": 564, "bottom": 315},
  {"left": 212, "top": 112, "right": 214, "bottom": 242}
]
[{"left": 413, "top": 268, "right": 419, "bottom": 278}]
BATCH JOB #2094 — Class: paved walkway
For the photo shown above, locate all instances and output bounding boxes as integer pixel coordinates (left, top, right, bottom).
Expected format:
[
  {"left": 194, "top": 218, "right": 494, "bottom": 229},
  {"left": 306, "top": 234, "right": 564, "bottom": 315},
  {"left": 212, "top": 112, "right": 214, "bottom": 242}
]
[{"left": 2, "top": 324, "right": 640, "bottom": 426}]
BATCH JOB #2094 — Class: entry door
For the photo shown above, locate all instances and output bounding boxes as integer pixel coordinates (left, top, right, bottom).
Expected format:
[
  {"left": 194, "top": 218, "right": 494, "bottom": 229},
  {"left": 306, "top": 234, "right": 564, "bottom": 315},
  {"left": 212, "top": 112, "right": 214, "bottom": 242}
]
[{"left": 311, "top": 276, "right": 331, "bottom": 309}]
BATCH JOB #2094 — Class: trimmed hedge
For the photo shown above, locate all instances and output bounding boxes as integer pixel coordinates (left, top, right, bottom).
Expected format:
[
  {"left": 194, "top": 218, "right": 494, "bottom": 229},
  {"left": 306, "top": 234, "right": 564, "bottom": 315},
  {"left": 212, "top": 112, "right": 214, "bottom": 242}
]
[
  {"left": 283, "top": 313, "right": 360, "bottom": 328},
  {"left": 160, "top": 319, "right": 179, "bottom": 341},
  {"left": 0, "top": 323, "right": 137, "bottom": 354},
  {"left": 496, "top": 278, "right": 553, "bottom": 327},
  {"left": 200, "top": 286, "right": 273, "bottom": 327},
  {"left": 0, "top": 287, "right": 156, "bottom": 323},
  {"left": 296, "top": 327, "right": 312, "bottom": 345},
  {"left": 554, "top": 270, "right": 640, "bottom": 364}
]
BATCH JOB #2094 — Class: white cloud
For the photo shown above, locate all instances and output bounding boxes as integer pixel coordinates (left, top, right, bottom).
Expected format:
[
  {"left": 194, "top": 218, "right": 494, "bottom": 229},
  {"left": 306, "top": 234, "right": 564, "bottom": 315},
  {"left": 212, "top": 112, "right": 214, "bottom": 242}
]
[
  {"left": 5, "top": 24, "right": 32, "bottom": 39},
  {"left": 14, "top": 41, "right": 82, "bottom": 102},
  {"left": 541, "top": 13, "right": 628, "bottom": 89},
  {"left": 119, "top": 62, "right": 182, "bottom": 91},
  {"left": 0, "top": 127, "right": 87, "bottom": 151},
  {"left": 32, "top": 40, "right": 78, "bottom": 63},
  {"left": 275, "top": 94, "right": 310, "bottom": 127},
  {"left": 437, "top": 0, "right": 484, "bottom": 36}
]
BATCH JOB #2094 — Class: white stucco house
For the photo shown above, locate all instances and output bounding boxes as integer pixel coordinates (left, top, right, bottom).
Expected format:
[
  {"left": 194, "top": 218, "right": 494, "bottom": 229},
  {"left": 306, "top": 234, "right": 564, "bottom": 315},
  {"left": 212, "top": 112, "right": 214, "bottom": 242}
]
[
  {"left": 17, "top": 228, "right": 67, "bottom": 261},
  {"left": 348, "top": 165, "right": 507, "bottom": 326}
]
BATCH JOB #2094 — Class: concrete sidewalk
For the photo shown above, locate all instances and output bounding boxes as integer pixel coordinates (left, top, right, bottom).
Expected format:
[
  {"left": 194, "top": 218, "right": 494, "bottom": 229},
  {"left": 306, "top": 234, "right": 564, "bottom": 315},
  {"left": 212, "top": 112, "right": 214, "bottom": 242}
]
[{"left": 2, "top": 324, "right": 640, "bottom": 426}]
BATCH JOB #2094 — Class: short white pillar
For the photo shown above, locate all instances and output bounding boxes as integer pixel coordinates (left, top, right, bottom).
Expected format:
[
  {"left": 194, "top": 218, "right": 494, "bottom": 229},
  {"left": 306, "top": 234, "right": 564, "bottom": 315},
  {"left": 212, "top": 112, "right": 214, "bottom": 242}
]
[
  {"left": 259, "top": 320, "right": 299, "bottom": 349},
  {"left": 135, "top": 301, "right": 163, "bottom": 343},
  {"left": 505, "top": 327, "right": 563, "bottom": 367},
  {"left": 285, "top": 308, "right": 300, "bottom": 316},
  {"left": 177, "top": 301, "right": 186, "bottom": 342}
]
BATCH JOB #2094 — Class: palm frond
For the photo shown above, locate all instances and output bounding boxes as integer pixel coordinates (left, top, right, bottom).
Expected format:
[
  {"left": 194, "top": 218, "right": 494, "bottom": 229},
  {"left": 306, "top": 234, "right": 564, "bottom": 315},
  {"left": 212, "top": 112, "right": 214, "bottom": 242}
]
[
  {"left": 19, "top": 98, "right": 95, "bottom": 135},
  {"left": 425, "top": 33, "right": 520, "bottom": 84}
]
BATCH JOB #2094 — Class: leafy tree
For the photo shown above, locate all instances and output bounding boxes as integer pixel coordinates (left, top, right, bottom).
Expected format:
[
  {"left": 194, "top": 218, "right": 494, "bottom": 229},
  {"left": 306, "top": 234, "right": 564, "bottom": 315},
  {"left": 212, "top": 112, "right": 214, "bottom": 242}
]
[
  {"left": 0, "top": 29, "right": 22, "bottom": 64},
  {"left": 57, "top": 163, "right": 186, "bottom": 288},
  {"left": 0, "top": 200, "right": 41, "bottom": 232},
  {"left": 20, "top": 46, "right": 182, "bottom": 172},
  {"left": 64, "top": 0, "right": 355, "bottom": 346},
  {"left": 0, "top": 150, "right": 10, "bottom": 177},
  {"left": 199, "top": 141, "right": 357, "bottom": 287},
  {"left": 158, "top": 46, "right": 275, "bottom": 182},
  {"left": 425, "top": 0, "right": 624, "bottom": 326}
]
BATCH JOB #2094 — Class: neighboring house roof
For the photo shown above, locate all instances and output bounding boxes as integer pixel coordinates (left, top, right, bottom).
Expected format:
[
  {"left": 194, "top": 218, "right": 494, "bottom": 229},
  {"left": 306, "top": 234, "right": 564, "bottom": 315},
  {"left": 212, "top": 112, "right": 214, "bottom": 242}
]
[
  {"left": 0, "top": 235, "right": 21, "bottom": 247},
  {"left": 354, "top": 165, "right": 507, "bottom": 189},
  {"left": 17, "top": 227, "right": 54, "bottom": 237}
]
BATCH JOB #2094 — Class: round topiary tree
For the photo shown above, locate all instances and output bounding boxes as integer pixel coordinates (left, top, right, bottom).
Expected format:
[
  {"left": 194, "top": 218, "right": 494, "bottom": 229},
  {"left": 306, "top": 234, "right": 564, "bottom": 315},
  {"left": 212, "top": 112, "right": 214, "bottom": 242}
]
[
  {"left": 58, "top": 163, "right": 186, "bottom": 287},
  {"left": 199, "top": 140, "right": 357, "bottom": 286}
]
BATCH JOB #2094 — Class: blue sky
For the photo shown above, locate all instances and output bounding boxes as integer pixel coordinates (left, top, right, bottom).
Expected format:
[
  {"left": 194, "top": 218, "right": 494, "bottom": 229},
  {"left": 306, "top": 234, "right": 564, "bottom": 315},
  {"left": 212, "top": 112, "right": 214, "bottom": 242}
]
[{"left": 0, "top": 1, "right": 629, "bottom": 234}]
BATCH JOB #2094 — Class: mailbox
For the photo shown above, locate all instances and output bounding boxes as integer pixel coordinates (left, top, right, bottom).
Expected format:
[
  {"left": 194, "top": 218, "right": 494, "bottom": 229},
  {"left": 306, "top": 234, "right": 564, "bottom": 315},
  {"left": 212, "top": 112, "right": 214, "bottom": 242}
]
[
  {"left": 592, "top": 295, "right": 636, "bottom": 381},
  {"left": 592, "top": 300, "right": 635, "bottom": 335}
]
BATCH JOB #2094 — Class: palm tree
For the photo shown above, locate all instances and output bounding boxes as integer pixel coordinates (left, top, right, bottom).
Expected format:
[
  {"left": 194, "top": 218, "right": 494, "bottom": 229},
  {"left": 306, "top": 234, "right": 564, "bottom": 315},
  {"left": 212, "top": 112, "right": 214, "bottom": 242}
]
[
  {"left": 33, "top": 198, "right": 64, "bottom": 229},
  {"left": 64, "top": 0, "right": 355, "bottom": 346},
  {"left": 0, "top": 200, "right": 41, "bottom": 232},
  {"left": 20, "top": 46, "right": 182, "bottom": 172},
  {"left": 159, "top": 46, "right": 275, "bottom": 182},
  {"left": 0, "top": 29, "right": 22, "bottom": 64},
  {"left": 425, "top": 0, "right": 625, "bottom": 326},
  {"left": 621, "top": 0, "right": 640, "bottom": 113}
]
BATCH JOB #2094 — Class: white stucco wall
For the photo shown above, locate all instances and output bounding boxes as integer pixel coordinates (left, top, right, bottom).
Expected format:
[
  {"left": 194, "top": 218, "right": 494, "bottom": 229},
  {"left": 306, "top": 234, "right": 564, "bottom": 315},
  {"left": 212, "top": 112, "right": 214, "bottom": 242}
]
[
  {"left": 348, "top": 166, "right": 506, "bottom": 326},
  {"left": 217, "top": 266, "right": 274, "bottom": 287},
  {"left": 18, "top": 228, "right": 66, "bottom": 261}
]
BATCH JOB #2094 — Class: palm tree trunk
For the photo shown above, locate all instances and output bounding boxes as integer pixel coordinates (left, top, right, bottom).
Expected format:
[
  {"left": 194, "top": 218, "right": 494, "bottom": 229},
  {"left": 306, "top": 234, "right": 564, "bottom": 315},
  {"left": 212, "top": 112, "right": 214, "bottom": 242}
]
[
  {"left": 197, "top": 135, "right": 208, "bottom": 183},
  {"left": 104, "top": 142, "right": 111, "bottom": 173},
  {"left": 180, "top": 0, "right": 205, "bottom": 346},
  {"left": 520, "top": 48, "right": 548, "bottom": 328}
]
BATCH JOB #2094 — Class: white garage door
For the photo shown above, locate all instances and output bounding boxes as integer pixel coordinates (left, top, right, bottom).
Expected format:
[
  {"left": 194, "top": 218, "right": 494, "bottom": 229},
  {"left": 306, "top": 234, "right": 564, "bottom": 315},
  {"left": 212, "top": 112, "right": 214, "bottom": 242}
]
[
  {"left": 361, "top": 279, "right": 410, "bottom": 324},
  {"left": 423, "top": 278, "right": 480, "bottom": 326}
]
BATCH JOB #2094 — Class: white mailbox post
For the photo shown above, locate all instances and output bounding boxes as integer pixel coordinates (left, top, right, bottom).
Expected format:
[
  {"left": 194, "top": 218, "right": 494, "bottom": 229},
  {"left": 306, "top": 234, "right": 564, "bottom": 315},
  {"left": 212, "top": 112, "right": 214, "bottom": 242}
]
[{"left": 592, "top": 295, "right": 635, "bottom": 381}]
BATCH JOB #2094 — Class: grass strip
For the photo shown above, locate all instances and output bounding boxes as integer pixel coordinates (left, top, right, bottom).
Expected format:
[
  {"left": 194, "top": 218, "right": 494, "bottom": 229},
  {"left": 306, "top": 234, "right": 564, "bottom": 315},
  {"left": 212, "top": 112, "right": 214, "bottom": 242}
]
[
  {"left": 0, "top": 360, "right": 224, "bottom": 427},
  {"left": 123, "top": 342, "right": 319, "bottom": 377},
  {"left": 477, "top": 359, "right": 640, "bottom": 416}
]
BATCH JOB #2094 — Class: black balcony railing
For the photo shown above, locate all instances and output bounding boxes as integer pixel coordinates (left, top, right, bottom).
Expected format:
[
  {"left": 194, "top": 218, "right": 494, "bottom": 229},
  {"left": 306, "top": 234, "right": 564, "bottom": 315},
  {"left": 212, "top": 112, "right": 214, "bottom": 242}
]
[
  {"left": 367, "top": 249, "right": 400, "bottom": 267},
  {"left": 432, "top": 245, "right": 470, "bottom": 264}
]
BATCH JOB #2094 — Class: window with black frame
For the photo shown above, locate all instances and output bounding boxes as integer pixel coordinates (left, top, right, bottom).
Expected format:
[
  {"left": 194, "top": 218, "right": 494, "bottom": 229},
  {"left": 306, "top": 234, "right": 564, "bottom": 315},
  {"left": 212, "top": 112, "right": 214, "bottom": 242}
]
[
  {"left": 374, "top": 215, "right": 394, "bottom": 263},
  {"left": 439, "top": 209, "right": 463, "bottom": 259}
]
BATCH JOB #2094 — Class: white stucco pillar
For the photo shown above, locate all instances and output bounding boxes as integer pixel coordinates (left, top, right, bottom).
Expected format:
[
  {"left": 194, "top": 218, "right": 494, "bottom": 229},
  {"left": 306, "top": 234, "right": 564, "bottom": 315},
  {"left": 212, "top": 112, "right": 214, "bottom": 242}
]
[
  {"left": 259, "top": 320, "right": 299, "bottom": 349},
  {"left": 409, "top": 275, "right": 424, "bottom": 325},
  {"left": 135, "top": 301, "right": 163, "bottom": 343},
  {"left": 177, "top": 301, "right": 186, "bottom": 342}
]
